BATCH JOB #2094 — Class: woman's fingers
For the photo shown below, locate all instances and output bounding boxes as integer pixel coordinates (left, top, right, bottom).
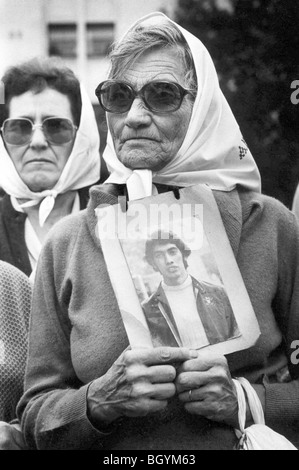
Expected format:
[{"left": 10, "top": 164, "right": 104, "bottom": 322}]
[
  {"left": 177, "top": 352, "right": 228, "bottom": 373},
  {"left": 175, "top": 355, "right": 239, "bottom": 427},
  {"left": 181, "top": 383, "right": 239, "bottom": 426},
  {"left": 178, "top": 382, "right": 217, "bottom": 403},
  {"left": 126, "top": 363, "right": 177, "bottom": 384},
  {"left": 176, "top": 370, "right": 213, "bottom": 393},
  {"left": 176, "top": 366, "right": 229, "bottom": 393},
  {"left": 123, "top": 347, "right": 198, "bottom": 367},
  {"left": 129, "top": 380, "right": 176, "bottom": 400},
  {"left": 114, "top": 382, "right": 175, "bottom": 418},
  {"left": 87, "top": 347, "right": 196, "bottom": 425},
  {"left": 150, "top": 382, "right": 176, "bottom": 400},
  {"left": 0, "top": 422, "right": 26, "bottom": 450},
  {"left": 175, "top": 354, "right": 230, "bottom": 393}
]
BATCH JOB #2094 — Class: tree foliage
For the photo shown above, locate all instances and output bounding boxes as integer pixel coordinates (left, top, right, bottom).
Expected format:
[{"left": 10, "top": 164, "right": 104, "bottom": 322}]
[{"left": 175, "top": 0, "right": 299, "bottom": 206}]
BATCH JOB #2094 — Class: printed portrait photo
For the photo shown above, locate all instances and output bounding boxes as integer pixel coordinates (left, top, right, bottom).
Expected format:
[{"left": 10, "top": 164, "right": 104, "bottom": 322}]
[{"left": 119, "top": 217, "right": 240, "bottom": 349}]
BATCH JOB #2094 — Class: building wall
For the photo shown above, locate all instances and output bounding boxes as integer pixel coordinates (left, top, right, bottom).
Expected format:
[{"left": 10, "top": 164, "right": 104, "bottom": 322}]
[
  {"left": 45, "top": 0, "right": 176, "bottom": 34},
  {"left": 0, "top": 0, "right": 47, "bottom": 76},
  {"left": 0, "top": 0, "right": 178, "bottom": 102}
]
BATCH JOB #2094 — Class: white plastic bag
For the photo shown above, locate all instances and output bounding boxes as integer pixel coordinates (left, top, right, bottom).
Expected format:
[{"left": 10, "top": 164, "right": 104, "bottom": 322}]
[{"left": 233, "top": 377, "right": 297, "bottom": 450}]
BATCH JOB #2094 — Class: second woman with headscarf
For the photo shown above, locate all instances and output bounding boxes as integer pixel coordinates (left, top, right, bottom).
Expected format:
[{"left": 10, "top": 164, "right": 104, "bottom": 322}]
[{"left": 0, "top": 57, "right": 101, "bottom": 276}]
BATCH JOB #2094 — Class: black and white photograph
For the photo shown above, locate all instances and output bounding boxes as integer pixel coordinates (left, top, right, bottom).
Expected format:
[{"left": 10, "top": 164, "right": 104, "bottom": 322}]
[
  {"left": 120, "top": 221, "right": 240, "bottom": 349},
  {"left": 96, "top": 185, "right": 261, "bottom": 356}
]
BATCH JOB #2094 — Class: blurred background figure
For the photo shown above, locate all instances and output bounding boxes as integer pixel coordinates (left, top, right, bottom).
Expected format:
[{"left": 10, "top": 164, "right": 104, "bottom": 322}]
[
  {"left": 0, "top": 57, "right": 101, "bottom": 276},
  {"left": 0, "top": 261, "right": 32, "bottom": 449}
]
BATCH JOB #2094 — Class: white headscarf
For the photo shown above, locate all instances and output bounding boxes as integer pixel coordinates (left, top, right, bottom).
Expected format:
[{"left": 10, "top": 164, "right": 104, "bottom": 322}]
[
  {"left": 103, "top": 12, "right": 261, "bottom": 200},
  {"left": 0, "top": 83, "right": 100, "bottom": 225}
]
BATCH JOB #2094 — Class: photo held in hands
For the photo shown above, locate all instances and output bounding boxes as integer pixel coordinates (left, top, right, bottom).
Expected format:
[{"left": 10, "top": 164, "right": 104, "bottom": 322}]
[{"left": 96, "top": 184, "right": 260, "bottom": 354}]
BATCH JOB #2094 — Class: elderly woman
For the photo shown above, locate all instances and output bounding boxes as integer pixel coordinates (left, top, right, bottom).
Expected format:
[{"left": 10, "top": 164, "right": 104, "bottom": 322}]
[
  {"left": 17, "top": 13, "right": 299, "bottom": 450},
  {"left": 0, "top": 57, "right": 100, "bottom": 276}
]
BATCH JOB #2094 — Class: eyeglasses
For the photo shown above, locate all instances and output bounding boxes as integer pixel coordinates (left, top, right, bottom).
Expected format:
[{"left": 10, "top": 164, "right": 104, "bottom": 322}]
[
  {"left": 95, "top": 80, "right": 191, "bottom": 114},
  {"left": 0, "top": 117, "right": 77, "bottom": 146}
]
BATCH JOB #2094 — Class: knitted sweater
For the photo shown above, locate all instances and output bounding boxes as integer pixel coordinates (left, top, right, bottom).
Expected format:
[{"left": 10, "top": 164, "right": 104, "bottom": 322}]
[
  {"left": 17, "top": 185, "right": 299, "bottom": 449},
  {"left": 0, "top": 261, "right": 32, "bottom": 422},
  {"left": 0, "top": 186, "right": 94, "bottom": 276}
]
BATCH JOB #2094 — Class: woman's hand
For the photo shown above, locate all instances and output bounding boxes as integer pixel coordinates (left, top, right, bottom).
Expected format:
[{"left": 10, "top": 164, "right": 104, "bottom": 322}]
[
  {"left": 87, "top": 347, "right": 197, "bottom": 428},
  {"left": 0, "top": 422, "right": 27, "bottom": 450},
  {"left": 176, "top": 351, "right": 239, "bottom": 428}
]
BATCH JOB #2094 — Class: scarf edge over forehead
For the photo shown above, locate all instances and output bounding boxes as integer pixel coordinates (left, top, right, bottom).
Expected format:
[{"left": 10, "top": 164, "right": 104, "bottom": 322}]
[
  {"left": 103, "top": 11, "right": 261, "bottom": 200},
  {"left": 0, "top": 83, "right": 101, "bottom": 225}
]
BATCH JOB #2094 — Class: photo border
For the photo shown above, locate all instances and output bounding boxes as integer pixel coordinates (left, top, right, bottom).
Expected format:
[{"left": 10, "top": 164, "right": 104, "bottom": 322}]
[{"left": 95, "top": 184, "right": 260, "bottom": 354}]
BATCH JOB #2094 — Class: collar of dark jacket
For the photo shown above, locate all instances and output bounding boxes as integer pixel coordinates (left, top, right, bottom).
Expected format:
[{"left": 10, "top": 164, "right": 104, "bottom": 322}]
[
  {"left": 1, "top": 193, "right": 27, "bottom": 221},
  {"left": 151, "top": 283, "right": 167, "bottom": 304}
]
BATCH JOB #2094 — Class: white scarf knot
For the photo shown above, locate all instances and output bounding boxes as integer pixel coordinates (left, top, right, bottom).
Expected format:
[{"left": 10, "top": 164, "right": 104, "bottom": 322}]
[{"left": 17, "top": 190, "right": 58, "bottom": 227}]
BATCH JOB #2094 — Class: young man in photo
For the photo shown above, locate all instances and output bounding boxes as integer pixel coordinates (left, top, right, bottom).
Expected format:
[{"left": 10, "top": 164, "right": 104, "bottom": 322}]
[{"left": 142, "top": 230, "right": 239, "bottom": 348}]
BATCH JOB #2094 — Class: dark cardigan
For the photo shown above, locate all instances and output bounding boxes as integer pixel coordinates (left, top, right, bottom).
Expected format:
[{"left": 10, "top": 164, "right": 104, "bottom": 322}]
[{"left": 0, "top": 187, "right": 92, "bottom": 276}]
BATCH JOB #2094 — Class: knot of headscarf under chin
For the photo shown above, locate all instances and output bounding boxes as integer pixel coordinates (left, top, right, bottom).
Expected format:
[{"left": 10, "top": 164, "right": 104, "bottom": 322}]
[{"left": 11, "top": 190, "right": 58, "bottom": 227}]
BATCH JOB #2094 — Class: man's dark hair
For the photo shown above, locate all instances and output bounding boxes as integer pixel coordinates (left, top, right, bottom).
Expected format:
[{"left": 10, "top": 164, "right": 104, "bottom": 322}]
[
  {"left": 145, "top": 230, "right": 191, "bottom": 270},
  {"left": 1, "top": 56, "right": 82, "bottom": 126}
]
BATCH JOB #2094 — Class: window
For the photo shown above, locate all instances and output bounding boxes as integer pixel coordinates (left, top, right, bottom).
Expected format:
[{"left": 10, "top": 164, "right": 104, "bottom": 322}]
[
  {"left": 86, "top": 23, "right": 114, "bottom": 58},
  {"left": 48, "top": 24, "right": 77, "bottom": 58},
  {"left": 48, "top": 23, "right": 114, "bottom": 59}
]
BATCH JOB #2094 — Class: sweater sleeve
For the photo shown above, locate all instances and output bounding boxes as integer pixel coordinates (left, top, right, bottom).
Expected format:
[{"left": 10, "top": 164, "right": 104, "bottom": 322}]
[
  {"left": 263, "top": 206, "right": 299, "bottom": 439},
  {"left": 16, "top": 222, "right": 110, "bottom": 450},
  {"left": 0, "top": 261, "right": 32, "bottom": 423}
]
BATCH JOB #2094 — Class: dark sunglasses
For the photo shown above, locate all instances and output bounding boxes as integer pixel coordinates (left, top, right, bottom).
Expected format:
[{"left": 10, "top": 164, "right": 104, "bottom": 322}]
[
  {"left": 95, "top": 80, "right": 191, "bottom": 114},
  {"left": 0, "top": 117, "right": 77, "bottom": 146}
]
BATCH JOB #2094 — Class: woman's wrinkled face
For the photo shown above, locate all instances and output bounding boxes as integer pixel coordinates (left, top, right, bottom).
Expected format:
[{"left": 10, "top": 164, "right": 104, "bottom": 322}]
[
  {"left": 107, "top": 47, "right": 194, "bottom": 172},
  {"left": 6, "top": 88, "right": 75, "bottom": 192}
]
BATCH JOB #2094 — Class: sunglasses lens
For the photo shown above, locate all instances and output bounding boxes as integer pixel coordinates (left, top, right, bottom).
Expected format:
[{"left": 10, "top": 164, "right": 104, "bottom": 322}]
[
  {"left": 145, "top": 82, "right": 182, "bottom": 112},
  {"left": 99, "top": 82, "right": 133, "bottom": 113},
  {"left": 1, "top": 118, "right": 75, "bottom": 145},
  {"left": 2, "top": 119, "right": 32, "bottom": 145},
  {"left": 44, "top": 118, "right": 75, "bottom": 144},
  {"left": 96, "top": 81, "right": 186, "bottom": 113}
]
